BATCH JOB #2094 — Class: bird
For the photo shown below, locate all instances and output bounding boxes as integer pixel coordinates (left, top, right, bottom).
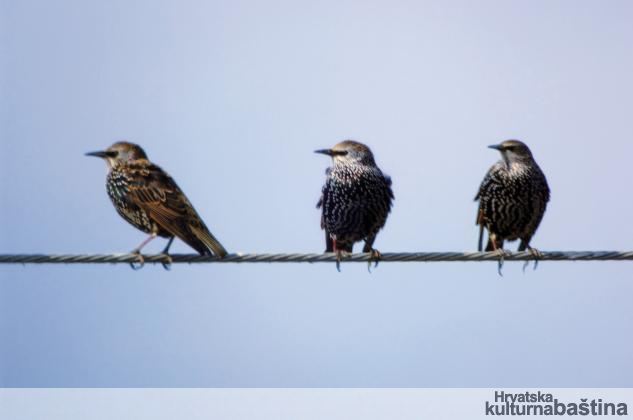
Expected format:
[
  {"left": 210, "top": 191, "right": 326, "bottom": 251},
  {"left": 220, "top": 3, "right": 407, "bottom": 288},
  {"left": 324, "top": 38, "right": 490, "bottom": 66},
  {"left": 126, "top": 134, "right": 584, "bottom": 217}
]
[
  {"left": 475, "top": 139, "right": 550, "bottom": 273},
  {"left": 86, "top": 141, "right": 227, "bottom": 268},
  {"left": 316, "top": 140, "right": 394, "bottom": 270}
]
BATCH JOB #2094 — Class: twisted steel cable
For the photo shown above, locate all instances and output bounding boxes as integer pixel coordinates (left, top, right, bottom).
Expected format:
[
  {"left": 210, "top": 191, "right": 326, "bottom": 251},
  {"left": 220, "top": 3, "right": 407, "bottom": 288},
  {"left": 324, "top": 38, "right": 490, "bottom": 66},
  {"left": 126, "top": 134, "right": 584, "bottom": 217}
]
[{"left": 0, "top": 251, "right": 632, "bottom": 264}]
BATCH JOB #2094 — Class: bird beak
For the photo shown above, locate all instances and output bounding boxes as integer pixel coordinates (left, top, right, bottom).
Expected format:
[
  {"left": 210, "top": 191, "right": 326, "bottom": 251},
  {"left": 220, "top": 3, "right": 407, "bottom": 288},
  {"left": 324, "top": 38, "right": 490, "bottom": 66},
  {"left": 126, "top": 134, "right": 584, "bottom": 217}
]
[
  {"left": 488, "top": 144, "right": 503, "bottom": 151},
  {"left": 314, "top": 149, "right": 333, "bottom": 156},
  {"left": 85, "top": 150, "right": 109, "bottom": 158}
]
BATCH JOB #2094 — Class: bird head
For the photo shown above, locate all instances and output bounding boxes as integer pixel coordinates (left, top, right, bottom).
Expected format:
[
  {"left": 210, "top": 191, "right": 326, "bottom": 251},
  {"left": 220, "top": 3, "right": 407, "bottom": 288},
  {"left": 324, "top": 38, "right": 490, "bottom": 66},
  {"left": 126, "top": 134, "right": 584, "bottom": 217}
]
[
  {"left": 314, "top": 140, "right": 376, "bottom": 166},
  {"left": 86, "top": 141, "right": 148, "bottom": 168},
  {"left": 488, "top": 139, "right": 534, "bottom": 166}
]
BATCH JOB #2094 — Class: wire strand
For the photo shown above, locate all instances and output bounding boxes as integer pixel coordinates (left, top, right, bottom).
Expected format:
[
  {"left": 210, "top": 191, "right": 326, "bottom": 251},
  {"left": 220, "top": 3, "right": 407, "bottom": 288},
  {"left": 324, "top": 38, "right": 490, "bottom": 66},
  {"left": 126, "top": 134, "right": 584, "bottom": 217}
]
[{"left": 0, "top": 251, "right": 632, "bottom": 264}]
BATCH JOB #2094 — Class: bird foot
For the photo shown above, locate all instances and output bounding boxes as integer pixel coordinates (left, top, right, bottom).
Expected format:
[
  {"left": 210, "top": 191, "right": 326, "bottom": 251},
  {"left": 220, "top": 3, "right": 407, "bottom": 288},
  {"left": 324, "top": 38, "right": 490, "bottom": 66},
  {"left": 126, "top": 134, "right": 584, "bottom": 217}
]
[
  {"left": 493, "top": 248, "right": 511, "bottom": 276},
  {"left": 367, "top": 249, "right": 382, "bottom": 273},
  {"left": 129, "top": 251, "right": 145, "bottom": 270},
  {"left": 522, "top": 247, "right": 543, "bottom": 272},
  {"left": 160, "top": 253, "right": 173, "bottom": 270},
  {"left": 335, "top": 250, "right": 351, "bottom": 272}
]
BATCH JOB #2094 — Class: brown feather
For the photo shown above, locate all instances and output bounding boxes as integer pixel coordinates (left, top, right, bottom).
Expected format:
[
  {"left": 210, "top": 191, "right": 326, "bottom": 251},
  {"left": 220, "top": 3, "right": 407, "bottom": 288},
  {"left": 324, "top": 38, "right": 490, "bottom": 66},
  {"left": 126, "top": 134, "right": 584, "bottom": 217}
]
[{"left": 126, "top": 163, "right": 227, "bottom": 257}]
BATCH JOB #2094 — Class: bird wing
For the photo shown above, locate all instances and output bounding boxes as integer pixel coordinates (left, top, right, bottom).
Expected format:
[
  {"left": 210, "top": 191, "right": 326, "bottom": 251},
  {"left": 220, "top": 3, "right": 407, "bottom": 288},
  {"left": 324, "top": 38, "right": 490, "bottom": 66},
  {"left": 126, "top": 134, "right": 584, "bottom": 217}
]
[
  {"left": 317, "top": 178, "right": 335, "bottom": 251},
  {"left": 475, "top": 164, "right": 503, "bottom": 250},
  {"left": 383, "top": 173, "right": 395, "bottom": 201},
  {"left": 474, "top": 169, "right": 491, "bottom": 202},
  {"left": 125, "top": 163, "right": 227, "bottom": 256},
  {"left": 474, "top": 163, "right": 501, "bottom": 218}
]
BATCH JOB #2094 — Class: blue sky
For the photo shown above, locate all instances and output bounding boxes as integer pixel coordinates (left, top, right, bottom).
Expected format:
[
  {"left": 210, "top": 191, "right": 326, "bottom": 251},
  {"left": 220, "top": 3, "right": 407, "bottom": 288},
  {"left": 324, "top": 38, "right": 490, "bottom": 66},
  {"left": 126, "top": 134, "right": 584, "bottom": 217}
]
[{"left": 1, "top": 0, "right": 633, "bottom": 387}]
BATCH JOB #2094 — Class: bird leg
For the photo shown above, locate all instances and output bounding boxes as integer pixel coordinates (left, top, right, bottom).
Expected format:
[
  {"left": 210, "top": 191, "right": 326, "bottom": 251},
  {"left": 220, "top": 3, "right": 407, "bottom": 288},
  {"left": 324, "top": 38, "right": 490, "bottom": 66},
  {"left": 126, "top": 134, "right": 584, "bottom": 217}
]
[
  {"left": 129, "top": 233, "right": 157, "bottom": 270},
  {"left": 160, "top": 237, "right": 175, "bottom": 270}
]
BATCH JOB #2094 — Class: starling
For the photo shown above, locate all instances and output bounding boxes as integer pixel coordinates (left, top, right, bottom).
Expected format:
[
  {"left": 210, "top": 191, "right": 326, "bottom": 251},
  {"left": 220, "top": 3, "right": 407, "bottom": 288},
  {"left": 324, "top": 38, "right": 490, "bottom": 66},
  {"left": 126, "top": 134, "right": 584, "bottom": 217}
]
[
  {"left": 86, "top": 141, "right": 227, "bottom": 268},
  {"left": 316, "top": 140, "right": 394, "bottom": 270},
  {"left": 475, "top": 139, "right": 550, "bottom": 271}
]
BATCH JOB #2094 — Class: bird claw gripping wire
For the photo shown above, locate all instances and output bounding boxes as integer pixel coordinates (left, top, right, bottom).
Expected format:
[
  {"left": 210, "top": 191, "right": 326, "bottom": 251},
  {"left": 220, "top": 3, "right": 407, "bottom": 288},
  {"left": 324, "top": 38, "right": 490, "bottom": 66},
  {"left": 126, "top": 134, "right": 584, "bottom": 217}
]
[
  {"left": 522, "top": 247, "right": 543, "bottom": 273},
  {"left": 494, "top": 249, "right": 511, "bottom": 276},
  {"left": 335, "top": 250, "right": 351, "bottom": 272},
  {"left": 367, "top": 249, "right": 382, "bottom": 273},
  {"left": 160, "top": 253, "right": 173, "bottom": 271},
  {"left": 129, "top": 251, "right": 145, "bottom": 270}
]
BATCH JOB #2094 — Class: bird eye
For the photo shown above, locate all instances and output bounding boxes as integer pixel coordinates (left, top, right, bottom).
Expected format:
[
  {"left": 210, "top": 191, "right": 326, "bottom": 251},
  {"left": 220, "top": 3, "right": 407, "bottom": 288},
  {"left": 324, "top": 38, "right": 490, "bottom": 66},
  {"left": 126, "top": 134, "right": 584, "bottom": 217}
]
[
  {"left": 106, "top": 151, "right": 119, "bottom": 158},
  {"left": 332, "top": 150, "right": 348, "bottom": 156}
]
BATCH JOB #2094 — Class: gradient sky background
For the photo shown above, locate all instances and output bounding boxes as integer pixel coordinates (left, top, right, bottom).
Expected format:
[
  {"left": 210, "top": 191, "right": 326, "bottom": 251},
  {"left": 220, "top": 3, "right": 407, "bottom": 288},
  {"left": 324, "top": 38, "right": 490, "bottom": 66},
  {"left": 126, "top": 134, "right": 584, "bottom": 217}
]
[{"left": 1, "top": 0, "right": 633, "bottom": 387}]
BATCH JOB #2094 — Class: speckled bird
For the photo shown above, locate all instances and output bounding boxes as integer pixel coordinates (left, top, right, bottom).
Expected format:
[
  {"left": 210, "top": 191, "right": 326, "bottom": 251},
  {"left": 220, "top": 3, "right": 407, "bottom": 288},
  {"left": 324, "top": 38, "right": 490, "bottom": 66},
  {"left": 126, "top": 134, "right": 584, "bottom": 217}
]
[
  {"left": 475, "top": 140, "right": 550, "bottom": 264},
  {"left": 316, "top": 140, "right": 394, "bottom": 269},
  {"left": 87, "top": 141, "right": 227, "bottom": 267}
]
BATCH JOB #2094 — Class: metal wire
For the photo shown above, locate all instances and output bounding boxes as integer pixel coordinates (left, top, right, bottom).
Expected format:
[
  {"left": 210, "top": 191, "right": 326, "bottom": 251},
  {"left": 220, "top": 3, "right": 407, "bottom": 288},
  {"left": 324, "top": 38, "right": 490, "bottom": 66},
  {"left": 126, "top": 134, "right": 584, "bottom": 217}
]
[{"left": 0, "top": 251, "right": 632, "bottom": 264}]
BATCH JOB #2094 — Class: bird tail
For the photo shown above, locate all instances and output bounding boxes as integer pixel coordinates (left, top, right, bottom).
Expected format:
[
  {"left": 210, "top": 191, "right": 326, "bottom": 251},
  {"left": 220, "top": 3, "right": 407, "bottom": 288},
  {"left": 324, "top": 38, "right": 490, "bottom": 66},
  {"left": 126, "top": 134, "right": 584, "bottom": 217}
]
[
  {"left": 189, "top": 225, "right": 228, "bottom": 258},
  {"left": 478, "top": 223, "right": 485, "bottom": 252},
  {"left": 476, "top": 209, "right": 485, "bottom": 252},
  {"left": 325, "top": 231, "right": 334, "bottom": 252}
]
